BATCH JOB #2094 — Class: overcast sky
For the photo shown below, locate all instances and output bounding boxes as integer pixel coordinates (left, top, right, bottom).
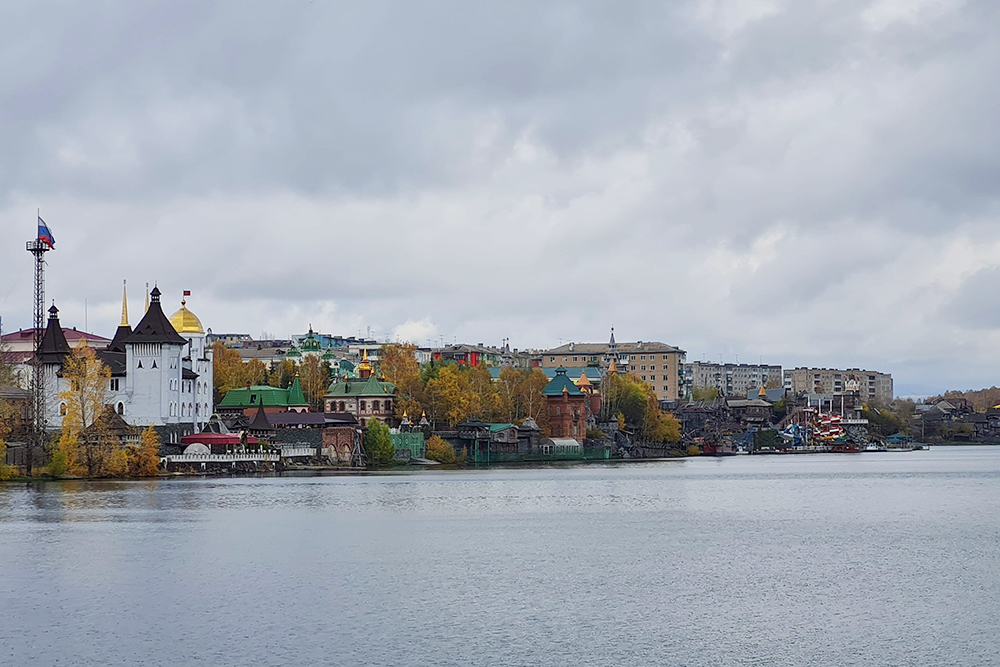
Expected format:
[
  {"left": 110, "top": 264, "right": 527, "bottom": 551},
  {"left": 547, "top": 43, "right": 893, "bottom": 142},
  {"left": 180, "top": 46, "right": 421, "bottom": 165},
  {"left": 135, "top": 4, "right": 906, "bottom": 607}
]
[{"left": 1, "top": 0, "right": 998, "bottom": 396}]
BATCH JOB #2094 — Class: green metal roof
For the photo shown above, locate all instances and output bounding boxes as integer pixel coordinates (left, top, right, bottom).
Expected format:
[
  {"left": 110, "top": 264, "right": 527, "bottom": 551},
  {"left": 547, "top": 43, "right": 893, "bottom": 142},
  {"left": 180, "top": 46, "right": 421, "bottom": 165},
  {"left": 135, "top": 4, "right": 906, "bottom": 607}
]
[
  {"left": 286, "top": 377, "right": 307, "bottom": 406},
  {"left": 325, "top": 375, "right": 396, "bottom": 398},
  {"left": 542, "top": 368, "right": 585, "bottom": 396},
  {"left": 219, "top": 385, "right": 294, "bottom": 408},
  {"left": 488, "top": 423, "right": 516, "bottom": 431}
]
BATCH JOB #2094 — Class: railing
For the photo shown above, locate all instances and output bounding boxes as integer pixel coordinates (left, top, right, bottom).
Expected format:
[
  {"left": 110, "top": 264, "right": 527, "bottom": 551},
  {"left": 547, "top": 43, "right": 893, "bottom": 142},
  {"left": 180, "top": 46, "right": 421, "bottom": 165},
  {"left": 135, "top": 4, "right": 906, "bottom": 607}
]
[
  {"left": 164, "top": 453, "right": 281, "bottom": 463},
  {"left": 278, "top": 447, "right": 316, "bottom": 458}
]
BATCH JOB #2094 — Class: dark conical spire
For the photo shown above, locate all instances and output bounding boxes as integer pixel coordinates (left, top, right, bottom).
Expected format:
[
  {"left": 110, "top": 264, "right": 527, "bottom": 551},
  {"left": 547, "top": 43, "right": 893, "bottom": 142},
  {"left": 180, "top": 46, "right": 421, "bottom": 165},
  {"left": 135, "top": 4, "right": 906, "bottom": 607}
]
[
  {"left": 124, "top": 284, "right": 186, "bottom": 345},
  {"left": 38, "top": 304, "right": 71, "bottom": 364}
]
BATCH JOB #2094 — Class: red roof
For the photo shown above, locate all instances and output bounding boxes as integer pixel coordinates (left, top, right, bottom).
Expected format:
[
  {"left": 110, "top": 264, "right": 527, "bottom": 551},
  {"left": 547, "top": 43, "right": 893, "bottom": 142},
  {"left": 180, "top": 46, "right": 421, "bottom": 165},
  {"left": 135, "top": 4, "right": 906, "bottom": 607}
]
[{"left": 1, "top": 328, "right": 111, "bottom": 343}]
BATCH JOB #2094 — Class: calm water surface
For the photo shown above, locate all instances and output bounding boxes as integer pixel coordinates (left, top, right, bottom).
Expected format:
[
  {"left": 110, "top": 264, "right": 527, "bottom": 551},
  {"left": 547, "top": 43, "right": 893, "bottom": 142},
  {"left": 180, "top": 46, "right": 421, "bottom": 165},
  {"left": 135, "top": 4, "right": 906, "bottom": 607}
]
[{"left": 2, "top": 448, "right": 999, "bottom": 666}]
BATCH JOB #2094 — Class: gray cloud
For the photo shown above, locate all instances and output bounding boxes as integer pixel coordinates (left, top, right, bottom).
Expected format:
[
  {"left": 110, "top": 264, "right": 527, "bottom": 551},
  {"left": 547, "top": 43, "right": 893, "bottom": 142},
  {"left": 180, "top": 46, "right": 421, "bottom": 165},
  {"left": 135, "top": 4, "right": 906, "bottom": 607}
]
[{"left": 2, "top": 0, "right": 1000, "bottom": 397}]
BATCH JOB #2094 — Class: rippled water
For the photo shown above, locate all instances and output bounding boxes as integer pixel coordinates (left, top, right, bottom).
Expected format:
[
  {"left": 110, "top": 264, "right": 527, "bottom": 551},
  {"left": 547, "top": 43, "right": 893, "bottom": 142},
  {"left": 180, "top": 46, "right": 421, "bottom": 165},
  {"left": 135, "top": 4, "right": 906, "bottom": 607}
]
[{"left": 2, "top": 448, "right": 999, "bottom": 666}]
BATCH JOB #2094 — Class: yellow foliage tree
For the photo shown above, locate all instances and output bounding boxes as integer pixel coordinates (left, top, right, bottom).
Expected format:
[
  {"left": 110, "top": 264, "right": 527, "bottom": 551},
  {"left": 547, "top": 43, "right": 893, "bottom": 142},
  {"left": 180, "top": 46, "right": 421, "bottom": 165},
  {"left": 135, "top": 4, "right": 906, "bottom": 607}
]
[
  {"left": 130, "top": 426, "right": 162, "bottom": 477},
  {"left": 427, "top": 364, "right": 477, "bottom": 426},
  {"left": 268, "top": 359, "right": 297, "bottom": 389},
  {"left": 299, "top": 355, "right": 329, "bottom": 411},
  {"left": 378, "top": 343, "right": 426, "bottom": 419},
  {"left": 102, "top": 447, "right": 130, "bottom": 477},
  {"left": 59, "top": 342, "right": 110, "bottom": 436},
  {"left": 425, "top": 435, "right": 460, "bottom": 464}
]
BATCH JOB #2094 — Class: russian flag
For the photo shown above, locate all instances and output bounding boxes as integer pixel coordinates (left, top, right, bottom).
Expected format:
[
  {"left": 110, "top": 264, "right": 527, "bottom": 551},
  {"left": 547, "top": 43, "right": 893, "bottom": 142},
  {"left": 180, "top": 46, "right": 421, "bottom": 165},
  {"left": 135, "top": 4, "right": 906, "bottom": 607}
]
[{"left": 37, "top": 216, "right": 55, "bottom": 248}]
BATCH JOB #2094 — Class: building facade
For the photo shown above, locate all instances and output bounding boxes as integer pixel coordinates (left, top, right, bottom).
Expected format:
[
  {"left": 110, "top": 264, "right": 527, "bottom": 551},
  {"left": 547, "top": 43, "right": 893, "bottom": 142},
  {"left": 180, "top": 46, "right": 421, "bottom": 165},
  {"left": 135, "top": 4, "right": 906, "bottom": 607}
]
[
  {"left": 542, "top": 367, "right": 589, "bottom": 439},
  {"left": 542, "top": 335, "right": 686, "bottom": 401},
  {"left": 783, "top": 367, "right": 893, "bottom": 405},
  {"left": 683, "top": 362, "right": 783, "bottom": 398},
  {"left": 40, "top": 286, "right": 214, "bottom": 434}
]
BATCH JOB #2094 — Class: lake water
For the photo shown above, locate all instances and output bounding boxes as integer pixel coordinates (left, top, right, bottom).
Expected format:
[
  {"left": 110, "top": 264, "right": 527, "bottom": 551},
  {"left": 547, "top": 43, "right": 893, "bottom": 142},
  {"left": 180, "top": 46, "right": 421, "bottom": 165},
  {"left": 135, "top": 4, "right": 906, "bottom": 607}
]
[{"left": 2, "top": 447, "right": 999, "bottom": 666}]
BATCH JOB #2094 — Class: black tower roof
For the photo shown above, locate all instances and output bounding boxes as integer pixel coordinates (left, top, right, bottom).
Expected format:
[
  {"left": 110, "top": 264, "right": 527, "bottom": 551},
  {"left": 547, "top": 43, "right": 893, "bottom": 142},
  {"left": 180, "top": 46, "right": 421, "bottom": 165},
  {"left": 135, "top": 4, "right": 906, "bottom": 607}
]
[
  {"left": 108, "top": 324, "right": 132, "bottom": 352},
  {"left": 37, "top": 305, "right": 71, "bottom": 364},
  {"left": 124, "top": 287, "right": 187, "bottom": 345}
]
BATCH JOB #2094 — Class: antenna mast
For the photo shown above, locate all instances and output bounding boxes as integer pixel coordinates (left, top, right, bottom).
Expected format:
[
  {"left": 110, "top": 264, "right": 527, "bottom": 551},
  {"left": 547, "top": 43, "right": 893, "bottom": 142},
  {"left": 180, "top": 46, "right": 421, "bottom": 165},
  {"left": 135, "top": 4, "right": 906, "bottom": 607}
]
[{"left": 26, "top": 226, "right": 51, "bottom": 475}]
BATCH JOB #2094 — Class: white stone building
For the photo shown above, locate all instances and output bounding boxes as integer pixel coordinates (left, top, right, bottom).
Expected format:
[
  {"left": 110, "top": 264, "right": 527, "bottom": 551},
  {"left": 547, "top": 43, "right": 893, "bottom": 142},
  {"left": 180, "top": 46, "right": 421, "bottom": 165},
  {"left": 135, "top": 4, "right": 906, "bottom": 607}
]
[{"left": 41, "top": 286, "right": 213, "bottom": 437}]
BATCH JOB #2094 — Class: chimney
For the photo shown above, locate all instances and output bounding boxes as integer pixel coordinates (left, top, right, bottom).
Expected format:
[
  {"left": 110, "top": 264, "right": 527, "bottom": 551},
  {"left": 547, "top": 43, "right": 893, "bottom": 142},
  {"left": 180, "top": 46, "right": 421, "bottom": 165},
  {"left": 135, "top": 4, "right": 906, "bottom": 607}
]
[
  {"left": 569, "top": 342, "right": 575, "bottom": 352},
  {"left": 637, "top": 341, "right": 643, "bottom": 349}
]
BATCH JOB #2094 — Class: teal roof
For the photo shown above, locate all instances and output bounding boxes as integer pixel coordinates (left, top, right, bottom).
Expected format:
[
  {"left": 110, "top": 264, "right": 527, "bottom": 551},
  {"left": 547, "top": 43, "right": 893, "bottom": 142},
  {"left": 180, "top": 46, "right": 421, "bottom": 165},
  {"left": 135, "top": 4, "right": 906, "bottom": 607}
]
[
  {"left": 488, "top": 423, "right": 516, "bottom": 431},
  {"left": 488, "top": 366, "right": 602, "bottom": 384},
  {"left": 325, "top": 375, "right": 396, "bottom": 398},
  {"left": 542, "top": 368, "right": 584, "bottom": 396}
]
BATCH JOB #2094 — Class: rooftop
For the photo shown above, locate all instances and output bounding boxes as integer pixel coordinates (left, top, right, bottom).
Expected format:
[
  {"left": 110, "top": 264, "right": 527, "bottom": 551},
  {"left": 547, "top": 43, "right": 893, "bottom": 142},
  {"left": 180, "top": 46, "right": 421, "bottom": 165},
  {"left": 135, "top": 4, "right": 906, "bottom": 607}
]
[{"left": 545, "top": 341, "right": 685, "bottom": 355}]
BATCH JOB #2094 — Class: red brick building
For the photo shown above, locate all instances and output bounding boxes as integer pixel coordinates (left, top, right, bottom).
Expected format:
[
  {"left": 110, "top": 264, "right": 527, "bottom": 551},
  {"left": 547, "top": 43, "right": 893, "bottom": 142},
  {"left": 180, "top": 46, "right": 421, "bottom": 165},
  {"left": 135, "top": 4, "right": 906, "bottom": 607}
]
[{"left": 543, "top": 367, "right": 588, "bottom": 439}]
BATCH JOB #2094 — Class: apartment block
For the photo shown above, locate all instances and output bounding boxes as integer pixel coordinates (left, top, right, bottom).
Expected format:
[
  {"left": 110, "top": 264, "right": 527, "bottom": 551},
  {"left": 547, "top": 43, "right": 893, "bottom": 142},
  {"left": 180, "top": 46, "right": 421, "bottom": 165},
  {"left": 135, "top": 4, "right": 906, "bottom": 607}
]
[
  {"left": 542, "top": 340, "right": 686, "bottom": 401},
  {"left": 683, "top": 362, "right": 783, "bottom": 398},
  {"left": 783, "top": 367, "right": 893, "bottom": 405}
]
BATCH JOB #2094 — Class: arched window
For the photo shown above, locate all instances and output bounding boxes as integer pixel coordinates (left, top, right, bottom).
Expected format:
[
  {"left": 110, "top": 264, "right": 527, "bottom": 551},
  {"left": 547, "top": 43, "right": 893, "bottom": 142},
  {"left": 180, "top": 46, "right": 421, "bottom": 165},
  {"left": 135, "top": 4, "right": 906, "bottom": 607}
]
[
  {"left": 117, "top": 402, "right": 124, "bottom": 415},
  {"left": 360, "top": 401, "right": 366, "bottom": 412},
  {"left": 385, "top": 400, "right": 391, "bottom": 413},
  {"left": 372, "top": 401, "right": 380, "bottom": 412},
  {"left": 59, "top": 403, "right": 67, "bottom": 416},
  {"left": 339, "top": 401, "right": 345, "bottom": 412}
]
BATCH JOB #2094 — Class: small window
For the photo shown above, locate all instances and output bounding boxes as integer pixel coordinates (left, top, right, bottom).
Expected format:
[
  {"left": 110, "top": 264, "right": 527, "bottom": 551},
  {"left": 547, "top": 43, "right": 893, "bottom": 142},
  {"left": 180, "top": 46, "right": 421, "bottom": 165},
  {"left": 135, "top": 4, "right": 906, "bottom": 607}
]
[
  {"left": 152, "top": 360, "right": 158, "bottom": 369},
  {"left": 117, "top": 402, "right": 124, "bottom": 415},
  {"left": 137, "top": 360, "right": 143, "bottom": 369},
  {"left": 339, "top": 401, "right": 345, "bottom": 412},
  {"left": 641, "top": 355, "right": 646, "bottom": 361},
  {"left": 250, "top": 395, "right": 257, "bottom": 404},
  {"left": 573, "top": 356, "right": 578, "bottom": 362},
  {"left": 59, "top": 403, "right": 67, "bottom": 416},
  {"left": 360, "top": 401, "right": 366, "bottom": 411},
  {"left": 373, "top": 400, "right": 380, "bottom": 412}
]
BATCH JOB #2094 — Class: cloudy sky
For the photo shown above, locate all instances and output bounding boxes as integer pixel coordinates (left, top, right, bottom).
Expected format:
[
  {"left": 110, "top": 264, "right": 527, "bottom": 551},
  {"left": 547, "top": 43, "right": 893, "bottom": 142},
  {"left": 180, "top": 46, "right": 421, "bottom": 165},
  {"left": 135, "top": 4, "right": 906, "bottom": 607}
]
[{"left": 1, "top": 0, "right": 998, "bottom": 396}]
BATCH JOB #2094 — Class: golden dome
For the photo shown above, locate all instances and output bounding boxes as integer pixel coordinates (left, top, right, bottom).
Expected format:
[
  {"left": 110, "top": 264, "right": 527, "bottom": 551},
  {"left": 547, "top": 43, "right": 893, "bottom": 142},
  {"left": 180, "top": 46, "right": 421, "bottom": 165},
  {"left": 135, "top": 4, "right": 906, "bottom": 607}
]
[{"left": 170, "top": 300, "right": 204, "bottom": 334}]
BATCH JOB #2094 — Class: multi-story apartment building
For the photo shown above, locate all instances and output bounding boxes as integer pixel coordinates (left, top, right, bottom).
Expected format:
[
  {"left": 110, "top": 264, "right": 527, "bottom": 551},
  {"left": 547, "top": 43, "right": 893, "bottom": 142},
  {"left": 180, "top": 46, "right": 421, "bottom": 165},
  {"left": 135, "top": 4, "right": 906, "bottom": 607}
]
[
  {"left": 683, "top": 362, "right": 782, "bottom": 398},
  {"left": 783, "top": 367, "right": 893, "bottom": 405},
  {"left": 541, "top": 337, "right": 686, "bottom": 401}
]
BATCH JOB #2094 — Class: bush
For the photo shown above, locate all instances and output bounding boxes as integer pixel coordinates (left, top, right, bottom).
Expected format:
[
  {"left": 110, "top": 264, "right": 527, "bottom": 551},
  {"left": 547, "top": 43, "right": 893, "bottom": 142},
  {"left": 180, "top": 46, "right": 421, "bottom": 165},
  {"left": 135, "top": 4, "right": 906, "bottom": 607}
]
[
  {"left": 686, "top": 444, "right": 702, "bottom": 457},
  {"left": 425, "top": 435, "right": 460, "bottom": 464},
  {"left": 47, "top": 449, "right": 69, "bottom": 478}
]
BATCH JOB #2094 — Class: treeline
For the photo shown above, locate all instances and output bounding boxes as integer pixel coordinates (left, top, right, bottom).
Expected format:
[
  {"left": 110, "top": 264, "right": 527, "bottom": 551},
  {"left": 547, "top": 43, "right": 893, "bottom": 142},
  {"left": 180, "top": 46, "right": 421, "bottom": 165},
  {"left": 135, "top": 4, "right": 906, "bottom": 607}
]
[
  {"left": 928, "top": 388, "right": 1000, "bottom": 412},
  {"left": 602, "top": 372, "right": 680, "bottom": 442},
  {"left": 379, "top": 344, "right": 550, "bottom": 428},
  {"left": 212, "top": 341, "right": 329, "bottom": 410}
]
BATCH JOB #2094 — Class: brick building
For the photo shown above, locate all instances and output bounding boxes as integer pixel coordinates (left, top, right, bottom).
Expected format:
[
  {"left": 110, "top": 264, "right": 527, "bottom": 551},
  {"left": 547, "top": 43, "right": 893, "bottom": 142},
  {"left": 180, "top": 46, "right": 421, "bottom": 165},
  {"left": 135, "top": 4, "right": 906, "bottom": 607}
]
[{"left": 542, "top": 367, "right": 589, "bottom": 439}]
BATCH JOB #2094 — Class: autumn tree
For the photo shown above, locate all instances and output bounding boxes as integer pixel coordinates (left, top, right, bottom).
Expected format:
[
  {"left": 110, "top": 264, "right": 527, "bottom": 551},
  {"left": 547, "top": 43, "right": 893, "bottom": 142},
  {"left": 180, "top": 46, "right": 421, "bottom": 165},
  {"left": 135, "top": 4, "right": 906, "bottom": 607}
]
[
  {"left": 268, "top": 359, "right": 297, "bottom": 389},
  {"left": 212, "top": 340, "right": 249, "bottom": 403},
  {"left": 0, "top": 400, "right": 16, "bottom": 480},
  {"left": 496, "top": 367, "right": 549, "bottom": 426},
  {"left": 363, "top": 417, "right": 394, "bottom": 466},
  {"left": 130, "top": 426, "right": 162, "bottom": 477},
  {"left": 426, "top": 364, "right": 478, "bottom": 426},
  {"left": 379, "top": 343, "right": 426, "bottom": 419},
  {"left": 467, "top": 364, "right": 500, "bottom": 422},
  {"left": 244, "top": 359, "right": 268, "bottom": 387},
  {"left": 425, "top": 435, "right": 460, "bottom": 464},
  {"left": 299, "top": 355, "right": 329, "bottom": 411},
  {"left": 604, "top": 372, "right": 680, "bottom": 443},
  {"left": 59, "top": 342, "right": 110, "bottom": 436}
]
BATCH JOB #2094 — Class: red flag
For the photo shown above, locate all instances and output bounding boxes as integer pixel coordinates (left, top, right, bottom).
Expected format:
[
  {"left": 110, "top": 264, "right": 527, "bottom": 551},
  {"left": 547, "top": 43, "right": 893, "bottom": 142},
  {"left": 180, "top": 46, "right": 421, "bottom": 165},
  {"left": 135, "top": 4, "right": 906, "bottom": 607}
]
[{"left": 183, "top": 290, "right": 191, "bottom": 297}]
